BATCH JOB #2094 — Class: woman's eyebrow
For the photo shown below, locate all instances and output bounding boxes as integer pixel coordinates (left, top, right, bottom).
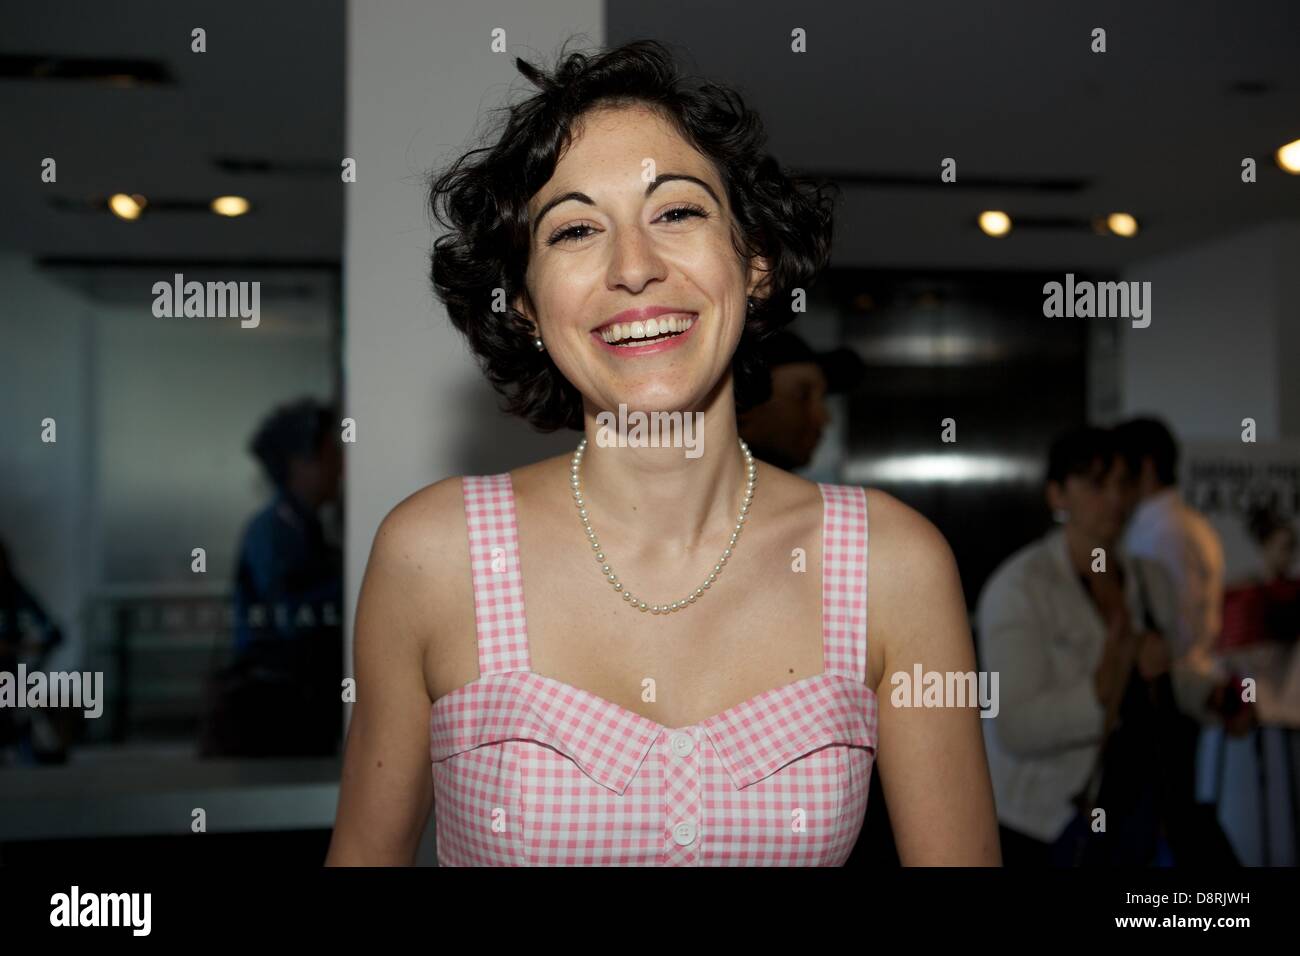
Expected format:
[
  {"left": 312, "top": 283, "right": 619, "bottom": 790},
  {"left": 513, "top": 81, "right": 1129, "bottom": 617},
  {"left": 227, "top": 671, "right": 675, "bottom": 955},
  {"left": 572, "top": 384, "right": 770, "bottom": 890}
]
[
  {"left": 532, "top": 190, "right": 591, "bottom": 237},
  {"left": 530, "top": 172, "right": 721, "bottom": 238}
]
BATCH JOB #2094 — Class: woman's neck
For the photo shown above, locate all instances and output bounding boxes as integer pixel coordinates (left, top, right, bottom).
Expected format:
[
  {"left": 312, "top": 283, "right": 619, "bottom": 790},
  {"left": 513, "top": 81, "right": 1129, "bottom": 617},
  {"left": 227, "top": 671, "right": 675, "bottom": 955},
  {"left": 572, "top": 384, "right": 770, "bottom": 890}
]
[
  {"left": 1063, "top": 523, "right": 1118, "bottom": 576},
  {"left": 574, "top": 395, "right": 750, "bottom": 557}
]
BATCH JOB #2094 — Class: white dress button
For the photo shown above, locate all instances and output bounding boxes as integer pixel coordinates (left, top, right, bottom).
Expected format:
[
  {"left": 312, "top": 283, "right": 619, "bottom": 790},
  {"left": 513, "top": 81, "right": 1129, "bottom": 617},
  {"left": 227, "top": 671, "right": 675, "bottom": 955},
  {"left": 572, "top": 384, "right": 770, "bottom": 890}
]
[
  {"left": 672, "top": 821, "right": 697, "bottom": 846},
  {"left": 669, "top": 731, "right": 694, "bottom": 757}
]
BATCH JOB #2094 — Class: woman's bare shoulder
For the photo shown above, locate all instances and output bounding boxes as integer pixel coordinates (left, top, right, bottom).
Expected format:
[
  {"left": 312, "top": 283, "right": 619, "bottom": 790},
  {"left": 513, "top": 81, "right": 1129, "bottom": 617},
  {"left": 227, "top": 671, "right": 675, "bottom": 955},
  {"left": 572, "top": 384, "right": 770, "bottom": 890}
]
[
  {"left": 364, "top": 478, "right": 473, "bottom": 638},
  {"left": 374, "top": 457, "right": 568, "bottom": 586},
  {"left": 372, "top": 476, "right": 468, "bottom": 577},
  {"left": 360, "top": 477, "right": 478, "bottom": 698},
  {"left": 862, "top": 487, "right": 968, "bottom": 661},
  {"left": 864, "top": 487, "right": 955, "bottom": 568}
]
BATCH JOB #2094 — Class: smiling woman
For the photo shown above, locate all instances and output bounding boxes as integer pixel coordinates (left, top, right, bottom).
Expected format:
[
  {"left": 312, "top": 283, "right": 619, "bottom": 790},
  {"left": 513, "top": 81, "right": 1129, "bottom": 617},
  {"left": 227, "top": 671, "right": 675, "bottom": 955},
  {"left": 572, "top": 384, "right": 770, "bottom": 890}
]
[
  {"left": 325, "top": 37, "right": 1000, "bottom": 867},
  {"left": 424, "top": 39, "right": 837, "bottom": 430}
]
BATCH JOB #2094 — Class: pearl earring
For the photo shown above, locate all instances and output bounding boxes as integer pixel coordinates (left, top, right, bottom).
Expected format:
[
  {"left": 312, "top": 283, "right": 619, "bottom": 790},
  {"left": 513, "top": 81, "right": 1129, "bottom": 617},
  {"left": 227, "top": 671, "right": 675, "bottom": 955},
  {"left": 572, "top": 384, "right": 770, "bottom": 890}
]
[{"left": 534, "top": 336, "right": 545, "bottom": 351}]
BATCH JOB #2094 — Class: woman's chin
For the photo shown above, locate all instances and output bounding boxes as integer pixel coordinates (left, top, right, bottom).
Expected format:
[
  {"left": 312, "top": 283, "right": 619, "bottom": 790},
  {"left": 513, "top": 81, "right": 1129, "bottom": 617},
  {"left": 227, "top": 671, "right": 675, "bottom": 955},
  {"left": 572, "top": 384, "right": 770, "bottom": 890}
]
[{"left": 592, "top": 385, "right": 710, "bottom": 417}]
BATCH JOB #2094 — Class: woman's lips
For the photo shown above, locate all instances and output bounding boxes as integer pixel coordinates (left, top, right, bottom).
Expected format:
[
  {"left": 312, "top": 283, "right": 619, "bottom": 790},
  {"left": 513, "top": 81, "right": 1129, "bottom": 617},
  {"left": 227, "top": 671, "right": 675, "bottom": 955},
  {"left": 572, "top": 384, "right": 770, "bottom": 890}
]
[{"left": 592, "top": 313, "right": 698, "bottom": 356}]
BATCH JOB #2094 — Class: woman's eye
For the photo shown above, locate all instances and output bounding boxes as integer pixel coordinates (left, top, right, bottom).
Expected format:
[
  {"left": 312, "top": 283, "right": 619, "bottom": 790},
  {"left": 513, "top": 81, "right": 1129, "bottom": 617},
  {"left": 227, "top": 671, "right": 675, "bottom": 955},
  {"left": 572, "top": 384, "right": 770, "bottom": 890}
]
[
  {"left": 658, "top": 204, "right": 709, "bottom": 224},
  {"left": 544, "top": 205, "right": 709, "bottom": 246},
  {"left": 546, "top": 223, "right": 595, "bottom": 246}
]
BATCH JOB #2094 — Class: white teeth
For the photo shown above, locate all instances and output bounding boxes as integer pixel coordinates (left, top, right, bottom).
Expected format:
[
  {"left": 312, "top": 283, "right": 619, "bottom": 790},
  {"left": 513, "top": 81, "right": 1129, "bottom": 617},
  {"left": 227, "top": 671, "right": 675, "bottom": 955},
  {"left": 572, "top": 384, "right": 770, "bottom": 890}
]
[{"left": 599, "top": 313, "right": 696, "bottom": 346}]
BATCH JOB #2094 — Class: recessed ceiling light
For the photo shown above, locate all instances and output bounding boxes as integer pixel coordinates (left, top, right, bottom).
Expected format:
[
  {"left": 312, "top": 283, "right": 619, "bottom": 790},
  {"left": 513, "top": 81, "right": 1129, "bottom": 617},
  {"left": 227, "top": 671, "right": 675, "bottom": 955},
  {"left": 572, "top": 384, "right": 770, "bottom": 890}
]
[
  {"left": 1106, "top": 212, "right": 1139, "bottom": 237},
  {"left": 1276, "top": 138, "right": 1300, "bottom": 174},
  {"left": 108, "top": 193, "right": 147, "bottom": 220},
  {"left": 978, "top": 210, "right": 1011, "bottom": 237},
  {"left": 211, "top": 195, "right": 251, "bottom": 217}
]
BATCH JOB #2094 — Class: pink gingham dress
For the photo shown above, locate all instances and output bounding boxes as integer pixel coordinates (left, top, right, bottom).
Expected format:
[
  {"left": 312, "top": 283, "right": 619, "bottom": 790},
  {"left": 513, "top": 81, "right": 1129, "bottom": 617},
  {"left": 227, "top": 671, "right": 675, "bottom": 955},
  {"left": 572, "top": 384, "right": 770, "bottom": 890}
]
[{"left": 429, "top": 474, "right": 878, "bottom": 866}]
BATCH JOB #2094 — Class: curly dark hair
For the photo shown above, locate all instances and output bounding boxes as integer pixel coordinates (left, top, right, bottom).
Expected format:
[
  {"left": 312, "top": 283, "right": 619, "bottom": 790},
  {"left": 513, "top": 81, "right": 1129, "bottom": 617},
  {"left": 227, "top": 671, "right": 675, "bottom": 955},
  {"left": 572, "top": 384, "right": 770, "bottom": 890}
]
[{"left": 427, "top": 37, "right": 838, "bottom": 432}]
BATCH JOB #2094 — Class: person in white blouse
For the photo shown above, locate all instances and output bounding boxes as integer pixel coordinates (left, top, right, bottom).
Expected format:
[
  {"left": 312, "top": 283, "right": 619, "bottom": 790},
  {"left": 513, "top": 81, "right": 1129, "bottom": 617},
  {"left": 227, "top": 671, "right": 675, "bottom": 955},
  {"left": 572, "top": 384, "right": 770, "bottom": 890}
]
[{"left": 976, "top": 426, "right": 1217, "bottom": 864}]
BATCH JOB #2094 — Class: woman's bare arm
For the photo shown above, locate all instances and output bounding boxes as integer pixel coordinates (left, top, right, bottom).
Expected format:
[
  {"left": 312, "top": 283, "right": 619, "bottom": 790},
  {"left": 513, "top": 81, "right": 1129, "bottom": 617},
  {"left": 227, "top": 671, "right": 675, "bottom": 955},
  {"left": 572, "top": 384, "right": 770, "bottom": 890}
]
[
  {"left": 325, "top": 479, "right": 462, "bottom": 865},
  {"left": 866, "top": 490, "right": 1001, "bottom": 865}
]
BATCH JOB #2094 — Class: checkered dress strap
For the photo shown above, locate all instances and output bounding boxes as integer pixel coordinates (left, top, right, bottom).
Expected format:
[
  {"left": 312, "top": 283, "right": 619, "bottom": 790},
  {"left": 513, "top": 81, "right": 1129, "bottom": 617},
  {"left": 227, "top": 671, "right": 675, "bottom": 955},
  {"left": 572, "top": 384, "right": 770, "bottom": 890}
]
[
  {"left": 818, "top": 483, "right": 869, "bottom": 685},
  {"left": 461, "top": 474, "right": 532, "bottom": 677}
]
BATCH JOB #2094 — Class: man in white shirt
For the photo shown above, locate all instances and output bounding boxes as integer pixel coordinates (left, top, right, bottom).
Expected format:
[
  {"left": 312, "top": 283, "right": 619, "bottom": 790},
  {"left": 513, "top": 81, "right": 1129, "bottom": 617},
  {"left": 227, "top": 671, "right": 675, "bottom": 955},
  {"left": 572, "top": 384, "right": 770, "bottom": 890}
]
[
  {"left": 1117, "top": 420, "right": 1257, "bottom": 722},
  {"left": 1115, "top": 417, "right": 1227, "bottom": 685}
]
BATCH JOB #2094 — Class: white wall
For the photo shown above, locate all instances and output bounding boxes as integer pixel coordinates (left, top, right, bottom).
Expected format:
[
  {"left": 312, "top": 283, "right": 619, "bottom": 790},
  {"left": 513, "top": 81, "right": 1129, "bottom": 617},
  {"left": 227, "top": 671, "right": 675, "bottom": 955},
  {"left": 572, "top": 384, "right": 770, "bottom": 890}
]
[
  {"left": 1121, "top": 219, "right": 1300, "bottom": 441},
  {"left": 344, "top": 0, "right": 604, "bottom": 863},
  {"left": 1276, "top": 222, "right": 1300, "bottom": 438}
]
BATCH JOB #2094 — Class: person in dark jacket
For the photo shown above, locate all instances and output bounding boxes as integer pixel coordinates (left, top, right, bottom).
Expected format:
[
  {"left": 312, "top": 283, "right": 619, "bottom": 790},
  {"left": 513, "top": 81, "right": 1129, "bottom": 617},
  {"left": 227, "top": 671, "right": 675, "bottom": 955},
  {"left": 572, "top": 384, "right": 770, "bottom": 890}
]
[{"left": 201, "top": 397, "right": 345, "bottom": 757}]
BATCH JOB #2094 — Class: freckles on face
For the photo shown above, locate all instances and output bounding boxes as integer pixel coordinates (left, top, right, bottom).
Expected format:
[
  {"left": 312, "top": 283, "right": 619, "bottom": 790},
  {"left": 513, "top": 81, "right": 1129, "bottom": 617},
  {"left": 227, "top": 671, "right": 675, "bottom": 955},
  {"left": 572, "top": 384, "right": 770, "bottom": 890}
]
[{"left": 521, "top": 106, "right": 753, "bottom": 411}]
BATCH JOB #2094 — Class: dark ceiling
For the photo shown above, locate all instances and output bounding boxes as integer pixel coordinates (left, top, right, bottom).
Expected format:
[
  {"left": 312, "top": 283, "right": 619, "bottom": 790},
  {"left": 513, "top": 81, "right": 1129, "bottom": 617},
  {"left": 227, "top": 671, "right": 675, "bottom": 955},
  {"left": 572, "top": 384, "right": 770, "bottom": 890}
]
[
  {"left": 3, "top": 0, "right": 344, "bottom": 265},
  {"left": 3, "top": 0, "right": 1297, "bottom": 274},
  {"left": 609, "top": 0, "right": 1300, "bottom": 271}
]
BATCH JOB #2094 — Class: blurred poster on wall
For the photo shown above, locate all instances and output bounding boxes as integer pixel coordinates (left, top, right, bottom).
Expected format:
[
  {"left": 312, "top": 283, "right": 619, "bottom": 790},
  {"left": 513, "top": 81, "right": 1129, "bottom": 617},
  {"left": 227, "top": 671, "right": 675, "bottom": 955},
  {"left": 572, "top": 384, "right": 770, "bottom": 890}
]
[{"left": 1184, "top": 440, "right": 1300, "bottom": 726}]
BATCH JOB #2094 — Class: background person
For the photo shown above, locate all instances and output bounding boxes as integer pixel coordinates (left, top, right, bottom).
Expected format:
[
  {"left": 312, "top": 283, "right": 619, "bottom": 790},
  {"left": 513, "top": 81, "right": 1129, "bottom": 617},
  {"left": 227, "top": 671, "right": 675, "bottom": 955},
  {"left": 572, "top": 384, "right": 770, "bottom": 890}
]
[
  {"left": 1221, "top": 507, "right": 1300, "bottom": 651},
  {"left": 1114, "top": 418, "right": 1225, "bottom": 684},
  {"left": 976, "top": 426, "right": 1203, "bottom": 865},
  {"left": 1115, "top": 417, "right": 1252, "bottom": 736},
  {"left": 738, "top": 329, "right": 866, "bottom": 471},
  {"left": 199, "top": 397, "right": 345, "bottom": 758}
]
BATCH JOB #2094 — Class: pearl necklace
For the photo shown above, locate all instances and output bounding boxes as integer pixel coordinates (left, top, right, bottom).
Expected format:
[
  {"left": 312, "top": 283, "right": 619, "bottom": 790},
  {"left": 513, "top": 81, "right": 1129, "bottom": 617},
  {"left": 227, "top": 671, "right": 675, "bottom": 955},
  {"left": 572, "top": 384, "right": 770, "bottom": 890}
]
[{"left": 570, "top": 436, "right": 757, "bottom": 614}]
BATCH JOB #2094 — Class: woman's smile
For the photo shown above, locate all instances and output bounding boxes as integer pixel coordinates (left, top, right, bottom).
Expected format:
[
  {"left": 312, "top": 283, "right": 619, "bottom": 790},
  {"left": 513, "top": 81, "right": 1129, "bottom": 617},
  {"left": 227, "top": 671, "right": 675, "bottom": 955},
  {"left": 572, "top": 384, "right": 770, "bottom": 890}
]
[{"left": 590, "top": 311, "right": 699, "bottom": 357}]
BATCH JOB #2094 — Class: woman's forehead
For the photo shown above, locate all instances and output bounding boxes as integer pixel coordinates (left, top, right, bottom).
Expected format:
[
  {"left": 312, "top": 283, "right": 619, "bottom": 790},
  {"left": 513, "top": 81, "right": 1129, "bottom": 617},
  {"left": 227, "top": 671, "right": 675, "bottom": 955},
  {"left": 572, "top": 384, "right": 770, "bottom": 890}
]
[{"left": 546, "top": 108, "right": 709, "bottom": 183}]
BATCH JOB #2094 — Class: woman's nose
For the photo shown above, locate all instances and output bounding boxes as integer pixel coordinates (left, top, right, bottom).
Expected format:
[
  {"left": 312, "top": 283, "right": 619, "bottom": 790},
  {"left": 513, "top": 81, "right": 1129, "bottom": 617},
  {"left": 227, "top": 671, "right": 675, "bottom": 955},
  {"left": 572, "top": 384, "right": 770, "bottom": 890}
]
[{"left": 606, "top": 225, "right": 667, "bottom": 290}]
